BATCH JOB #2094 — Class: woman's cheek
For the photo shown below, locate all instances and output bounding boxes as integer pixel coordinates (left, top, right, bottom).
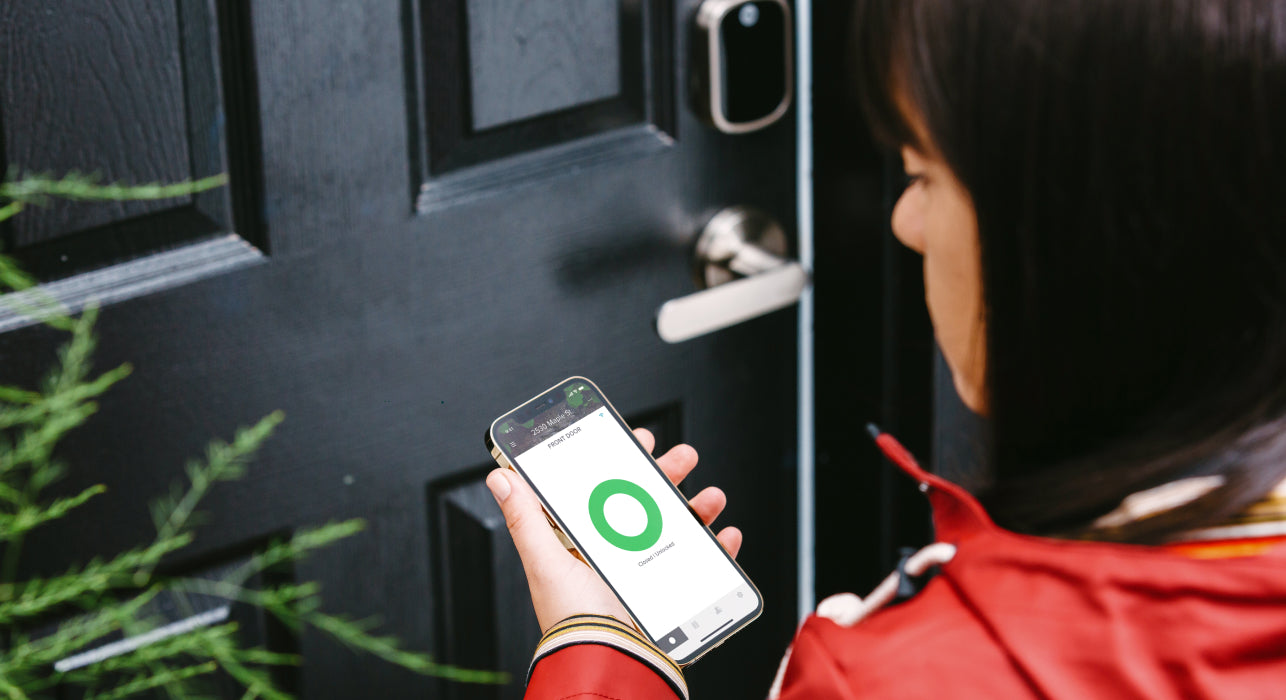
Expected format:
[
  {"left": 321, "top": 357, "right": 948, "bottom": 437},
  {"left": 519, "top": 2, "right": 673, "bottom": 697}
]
[{"left": 922, "top": 228, "right": 988, "bottom": 412}]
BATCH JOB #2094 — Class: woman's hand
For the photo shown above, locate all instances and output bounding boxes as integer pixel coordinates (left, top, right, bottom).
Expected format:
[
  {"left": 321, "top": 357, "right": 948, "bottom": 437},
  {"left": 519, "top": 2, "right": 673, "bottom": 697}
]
[{"left": 486, "top": 428, "right": 742, "bottom": 633}]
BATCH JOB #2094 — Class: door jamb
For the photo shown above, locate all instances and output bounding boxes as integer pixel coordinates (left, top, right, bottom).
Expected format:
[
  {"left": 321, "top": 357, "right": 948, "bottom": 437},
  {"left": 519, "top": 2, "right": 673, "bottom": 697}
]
[{"left": 795, "top": 0, "right": 816, "bottom": 620}]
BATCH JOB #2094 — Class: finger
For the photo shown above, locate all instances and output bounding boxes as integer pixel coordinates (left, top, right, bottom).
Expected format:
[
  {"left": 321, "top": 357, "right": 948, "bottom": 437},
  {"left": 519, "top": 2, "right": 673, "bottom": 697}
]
[
  {"left": 689, "top": 486, "right": 727, "bottom": 526},
  {"left": 486, "top": 469, "right": 572, "bottom": 575},
  {"left": 633, "top": 427, "right": 655, "bottom": 454},
  {"left": 717, "top": 526, "right": 743, "bottom": 559},
  {"left": 656, "top": 443, "right": 699, "bottom": 487}
]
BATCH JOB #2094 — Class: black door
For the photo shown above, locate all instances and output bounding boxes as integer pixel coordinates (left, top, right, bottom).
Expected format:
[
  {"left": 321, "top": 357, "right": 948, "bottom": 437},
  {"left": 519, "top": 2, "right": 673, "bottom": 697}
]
[{"left": 2, "top": 1, "right": 799, "bottom": 697}]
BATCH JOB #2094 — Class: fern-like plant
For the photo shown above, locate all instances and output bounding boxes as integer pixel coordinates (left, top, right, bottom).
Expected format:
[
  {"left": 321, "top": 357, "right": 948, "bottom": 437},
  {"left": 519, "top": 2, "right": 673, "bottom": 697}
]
[{"left": 0, "top": 172, "right": 507, "bottom": 698}]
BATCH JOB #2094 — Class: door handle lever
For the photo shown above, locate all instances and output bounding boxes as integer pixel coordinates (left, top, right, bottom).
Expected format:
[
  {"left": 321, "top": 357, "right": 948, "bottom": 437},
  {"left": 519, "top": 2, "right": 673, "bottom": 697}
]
[{"left": 656, "top": 207, "right": 809, "bottom": 343}]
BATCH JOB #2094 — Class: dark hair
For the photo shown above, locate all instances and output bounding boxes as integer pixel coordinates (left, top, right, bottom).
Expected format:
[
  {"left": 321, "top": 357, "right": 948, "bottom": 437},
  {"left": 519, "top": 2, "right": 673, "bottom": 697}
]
[{"left": 857, "top": 0, "right": 1286, "bottom": 542}]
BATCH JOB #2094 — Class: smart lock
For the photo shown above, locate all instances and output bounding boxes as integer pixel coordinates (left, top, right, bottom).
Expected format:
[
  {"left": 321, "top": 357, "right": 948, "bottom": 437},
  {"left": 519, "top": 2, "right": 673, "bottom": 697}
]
[
  {"left": 690, "top": 0, "right": 793, "bottom": 134},
  {"left": 655, "top": 207, "right": 807, "bottom": 343}
]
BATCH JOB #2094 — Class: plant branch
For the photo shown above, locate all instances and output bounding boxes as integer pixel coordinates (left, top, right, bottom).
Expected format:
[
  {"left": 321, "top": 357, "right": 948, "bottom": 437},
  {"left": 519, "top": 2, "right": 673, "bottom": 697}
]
[{"left": 0, "top": 171, "right": 227, "bottom": 207}]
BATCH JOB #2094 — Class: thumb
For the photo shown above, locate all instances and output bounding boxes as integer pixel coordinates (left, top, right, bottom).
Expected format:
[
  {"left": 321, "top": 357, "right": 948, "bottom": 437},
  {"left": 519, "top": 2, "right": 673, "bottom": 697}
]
[{"left": 486, "top": 468, "right": 570, "bottom": 572}]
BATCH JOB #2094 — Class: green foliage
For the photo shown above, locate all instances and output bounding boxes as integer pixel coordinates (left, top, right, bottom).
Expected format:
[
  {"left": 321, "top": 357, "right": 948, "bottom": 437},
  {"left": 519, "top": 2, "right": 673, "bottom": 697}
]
[
  {"left": 0, "top": 169, "right": 228, "bottom": 222},
  {"left": 0, "top": 174, "right": 508, "bottom": 697}
]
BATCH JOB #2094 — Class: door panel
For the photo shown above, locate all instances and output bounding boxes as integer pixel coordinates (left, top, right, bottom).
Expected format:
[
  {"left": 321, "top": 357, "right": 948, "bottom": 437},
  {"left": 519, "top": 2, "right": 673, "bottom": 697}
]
[
  {"left": 3, "top": 1, "right": 799, "bottom": 698},
  {"left": 411, "top": 0, "right": 674, "bottom": 209},
  {"left": 0, "top": 0, "right": 260, "bottom": 318},
  {"left": 3, "top": 0, "right": 194, "bottom": 244},
  {"left": 464, "top": 1, "right": 622, "bottom": 131}
]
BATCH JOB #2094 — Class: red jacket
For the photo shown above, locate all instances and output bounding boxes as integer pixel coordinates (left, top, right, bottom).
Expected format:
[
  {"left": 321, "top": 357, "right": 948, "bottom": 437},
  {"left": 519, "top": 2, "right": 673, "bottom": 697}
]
[{"left": 527, "top": 452, "right": 1286, "bottom": 698}]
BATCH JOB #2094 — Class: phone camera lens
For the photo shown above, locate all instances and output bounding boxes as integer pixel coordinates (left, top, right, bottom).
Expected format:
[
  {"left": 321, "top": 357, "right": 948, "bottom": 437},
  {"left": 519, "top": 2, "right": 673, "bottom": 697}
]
[{"left": 738, "top": 3, "right": 759, "bottom": 27}]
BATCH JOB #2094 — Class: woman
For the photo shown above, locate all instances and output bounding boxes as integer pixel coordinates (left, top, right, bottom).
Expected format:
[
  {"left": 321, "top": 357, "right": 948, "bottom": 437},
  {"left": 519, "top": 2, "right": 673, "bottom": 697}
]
[{"left": 487, "top": 0, "right": 1286, "bottom": 696}]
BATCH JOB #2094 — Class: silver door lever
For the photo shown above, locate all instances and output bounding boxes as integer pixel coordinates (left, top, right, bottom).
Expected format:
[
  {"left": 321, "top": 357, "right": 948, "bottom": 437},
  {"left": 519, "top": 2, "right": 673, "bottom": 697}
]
[{"left": 656, "top": 207, "right": 809, "bottom": 343}]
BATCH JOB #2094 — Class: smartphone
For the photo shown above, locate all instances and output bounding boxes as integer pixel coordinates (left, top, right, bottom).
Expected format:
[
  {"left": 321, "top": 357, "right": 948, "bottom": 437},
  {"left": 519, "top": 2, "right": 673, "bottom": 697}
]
[{"left": 485, "top": 377, "right": 762, "bottom": 665}]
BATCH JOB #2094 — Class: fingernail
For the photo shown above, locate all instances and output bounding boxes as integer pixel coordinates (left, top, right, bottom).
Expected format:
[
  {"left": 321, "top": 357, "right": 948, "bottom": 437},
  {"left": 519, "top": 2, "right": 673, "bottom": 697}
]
[{"left": 486, "top": 470, "right": 512, "bottom": 503}]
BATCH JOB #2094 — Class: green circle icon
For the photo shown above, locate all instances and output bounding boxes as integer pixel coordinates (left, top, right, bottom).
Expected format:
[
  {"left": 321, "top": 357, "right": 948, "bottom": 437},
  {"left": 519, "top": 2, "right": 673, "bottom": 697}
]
[{"left": 588, "top": 479, "right": 663, "bottom": 551}]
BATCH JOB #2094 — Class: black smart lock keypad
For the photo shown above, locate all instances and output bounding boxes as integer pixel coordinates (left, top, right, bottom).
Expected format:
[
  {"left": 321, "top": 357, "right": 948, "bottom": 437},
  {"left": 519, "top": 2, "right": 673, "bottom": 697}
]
[{"left": 719, "top": 1, "right": 788, "bottom": 124}]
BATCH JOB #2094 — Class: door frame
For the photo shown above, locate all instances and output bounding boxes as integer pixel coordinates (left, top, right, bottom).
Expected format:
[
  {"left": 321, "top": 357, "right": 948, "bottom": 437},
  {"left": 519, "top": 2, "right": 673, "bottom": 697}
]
[{"left": 795, "top": 0, "right": 816, "bottom": 620}]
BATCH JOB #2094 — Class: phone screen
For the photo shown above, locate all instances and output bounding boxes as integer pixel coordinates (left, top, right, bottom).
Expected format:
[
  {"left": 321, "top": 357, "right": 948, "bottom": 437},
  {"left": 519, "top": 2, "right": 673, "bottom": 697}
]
[{"left": 491, "top": 378, "right": 760, "bottom": 663}]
